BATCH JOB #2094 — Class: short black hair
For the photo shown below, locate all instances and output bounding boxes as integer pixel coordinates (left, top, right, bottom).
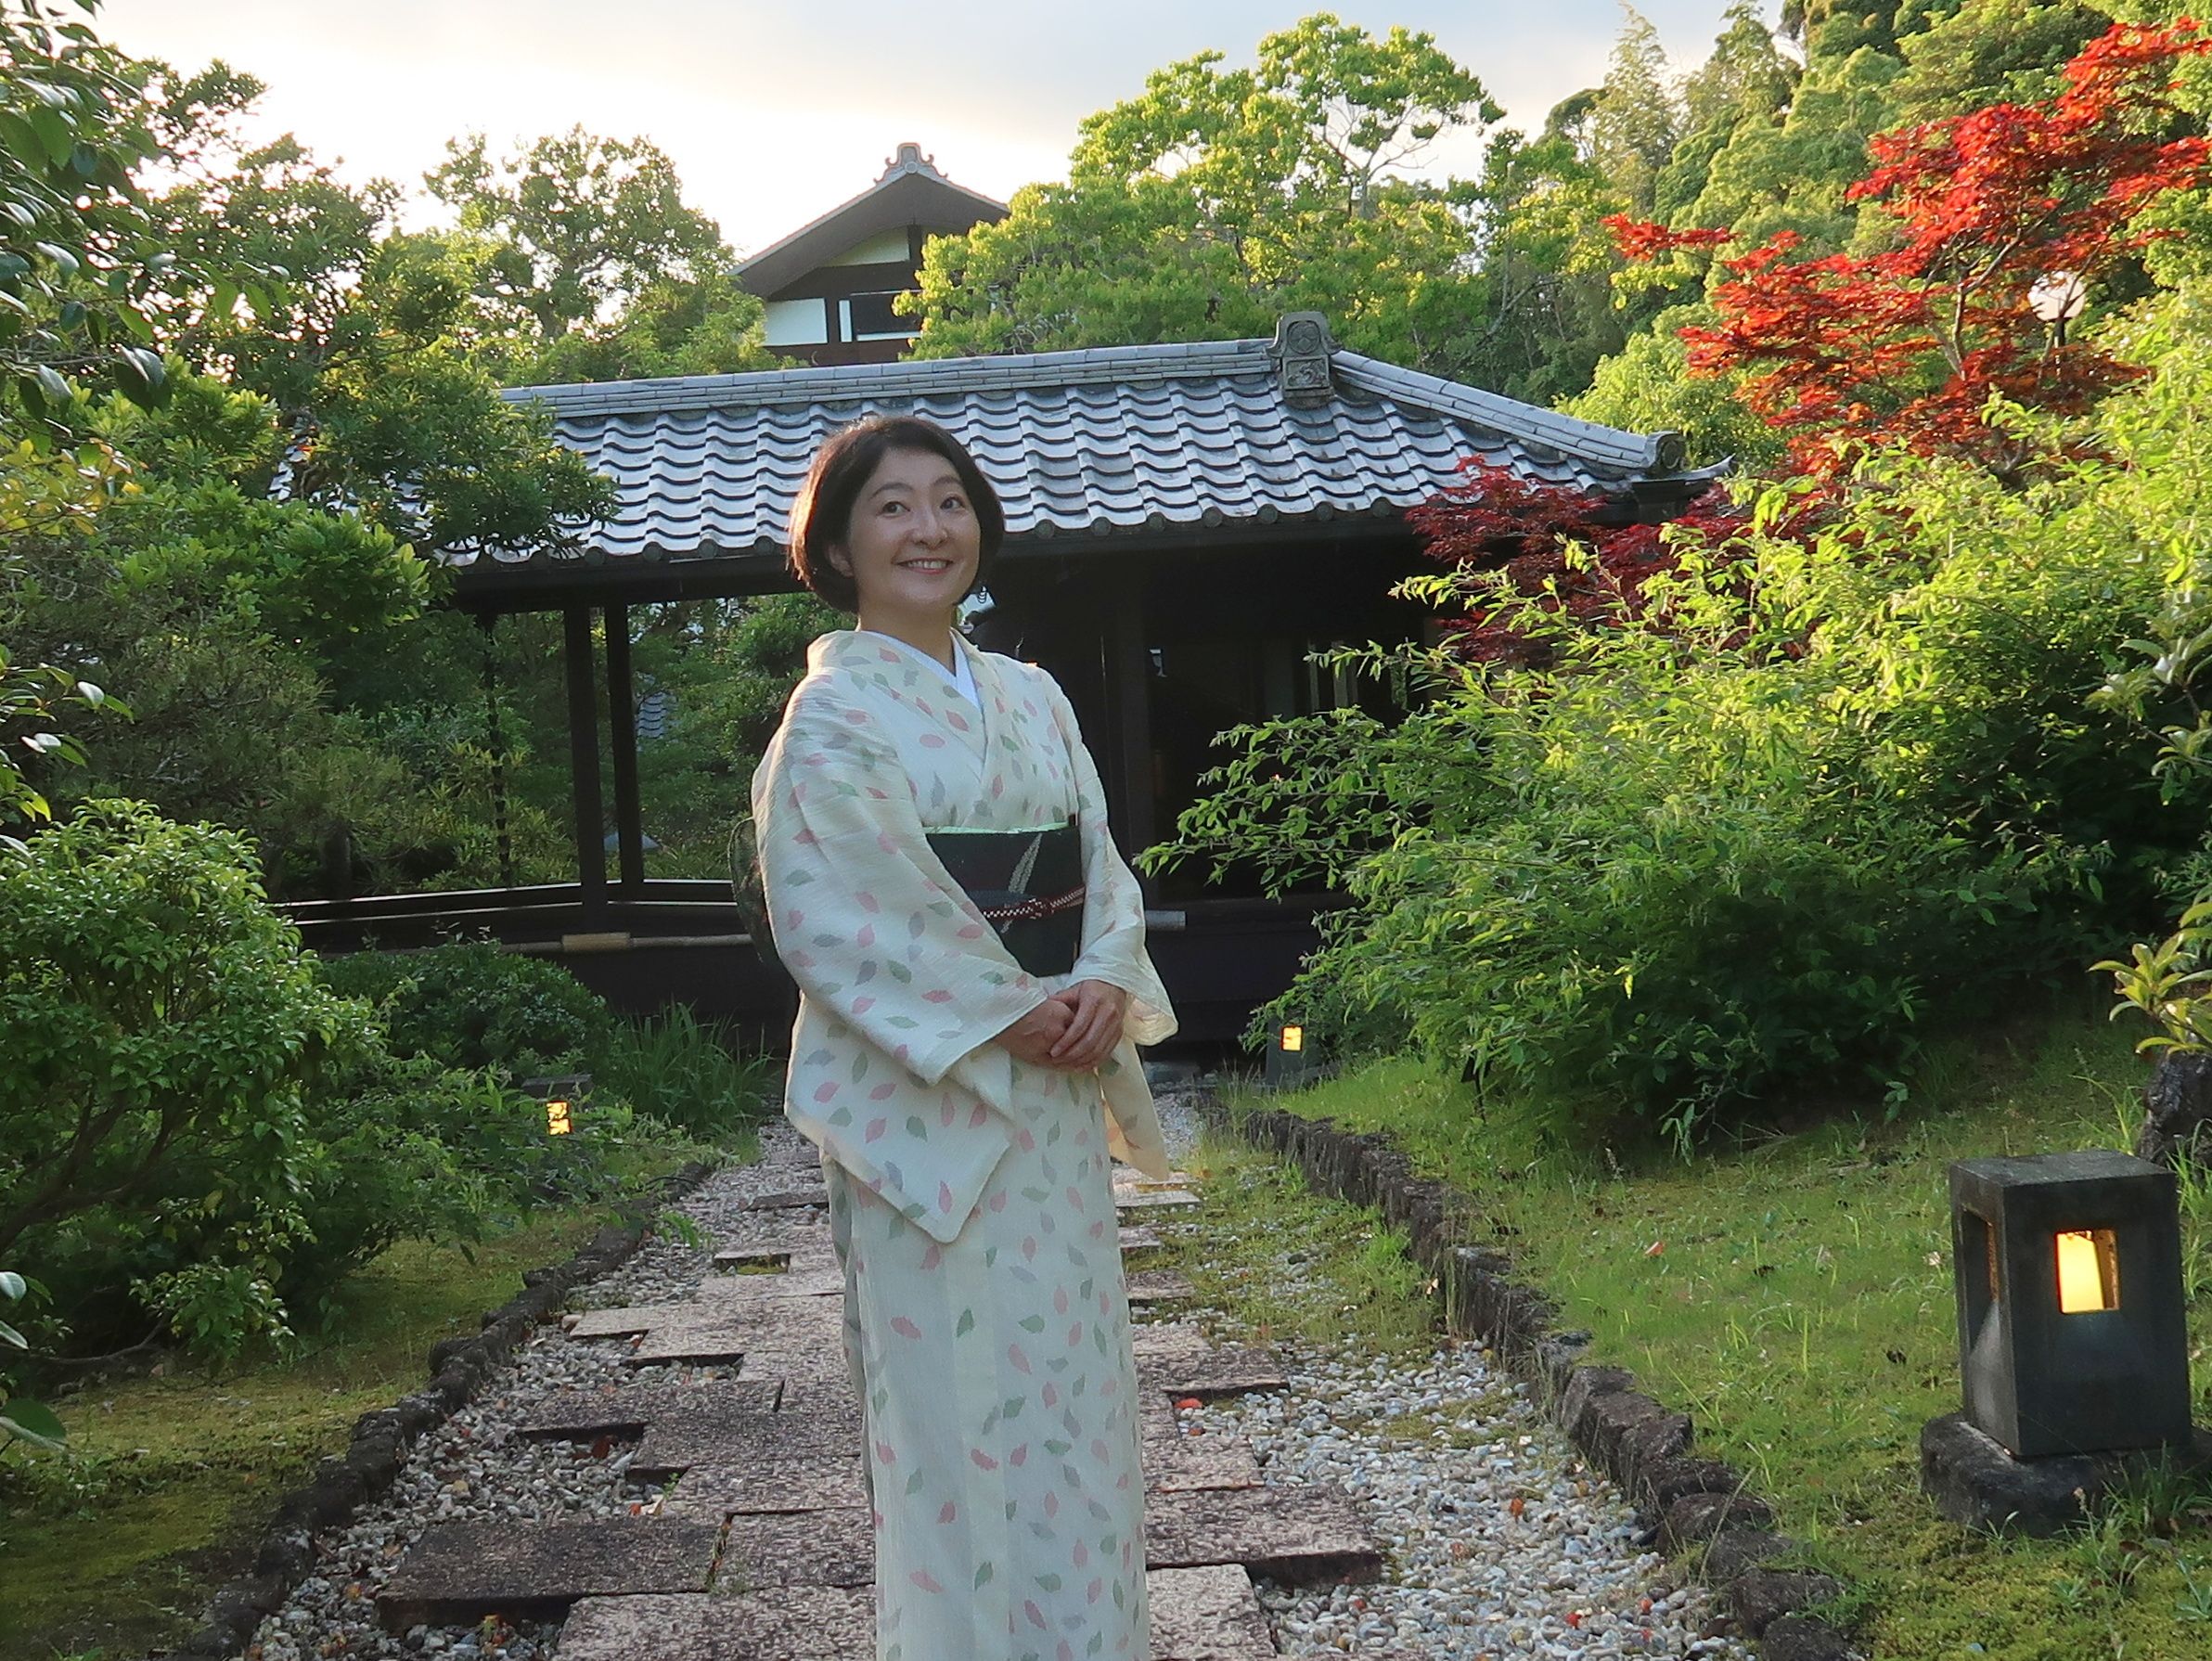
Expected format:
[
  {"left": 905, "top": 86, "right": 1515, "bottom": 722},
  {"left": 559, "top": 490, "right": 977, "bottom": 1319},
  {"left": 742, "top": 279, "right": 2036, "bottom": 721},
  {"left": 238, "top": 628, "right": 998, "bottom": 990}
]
[{"left": 787, "top": 415, "right": 1006, "bottom": 615}]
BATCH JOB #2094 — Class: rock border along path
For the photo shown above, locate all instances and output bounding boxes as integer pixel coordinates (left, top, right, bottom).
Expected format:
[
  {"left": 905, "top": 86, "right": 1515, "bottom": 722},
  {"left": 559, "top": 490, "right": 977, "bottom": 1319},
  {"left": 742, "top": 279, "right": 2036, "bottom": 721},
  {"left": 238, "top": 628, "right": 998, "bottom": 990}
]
[
  {"left": 226, "top": 1087, "right": 1769, "bottom": 1661},
  {"left": 1200, "top": 1094, "right": 1858, "bottom": 1661}
]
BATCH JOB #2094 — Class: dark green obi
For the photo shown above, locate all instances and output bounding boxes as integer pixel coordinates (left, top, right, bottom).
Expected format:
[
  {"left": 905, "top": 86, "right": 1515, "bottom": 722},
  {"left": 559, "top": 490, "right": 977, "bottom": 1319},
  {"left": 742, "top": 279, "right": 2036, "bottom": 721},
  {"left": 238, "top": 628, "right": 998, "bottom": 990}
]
[{"left": 925, "top": 816, "right": 1086, "bottom": 978}]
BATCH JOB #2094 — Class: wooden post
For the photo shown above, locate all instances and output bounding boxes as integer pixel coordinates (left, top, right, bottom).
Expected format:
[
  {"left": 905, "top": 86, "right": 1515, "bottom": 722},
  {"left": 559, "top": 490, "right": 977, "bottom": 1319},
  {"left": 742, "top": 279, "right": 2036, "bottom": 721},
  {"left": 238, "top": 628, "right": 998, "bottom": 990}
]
[
  {"left": 604, "top": 600, "right": 646, "bottom": 890},
  {"left": 563, "top": 605, "right": 607, "bottom": 919},
  {"left": 1106, "top": 578, "right": 1157, "bottom": 907}
]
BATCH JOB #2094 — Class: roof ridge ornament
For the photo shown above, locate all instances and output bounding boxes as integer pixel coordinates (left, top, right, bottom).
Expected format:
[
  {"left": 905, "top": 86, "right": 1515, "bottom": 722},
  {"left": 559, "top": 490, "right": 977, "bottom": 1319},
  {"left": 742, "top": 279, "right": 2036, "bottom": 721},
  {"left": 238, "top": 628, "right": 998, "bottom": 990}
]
[
  {"left": 1270, "top": 312, "right": 1336, "bottom": 408},
  {"left": 878, "top": 142, "right": 947, "bottom": 185}
]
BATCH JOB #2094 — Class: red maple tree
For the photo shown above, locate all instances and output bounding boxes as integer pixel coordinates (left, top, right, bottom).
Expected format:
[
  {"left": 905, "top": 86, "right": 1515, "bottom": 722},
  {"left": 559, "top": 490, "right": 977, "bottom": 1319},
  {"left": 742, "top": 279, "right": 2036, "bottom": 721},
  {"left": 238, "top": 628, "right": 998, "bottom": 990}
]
[
  {"left": 1606, "top": 19, "right": 2212, "bottom": 478},
  {"left": 1405, "top": 461, "right": 1752, "bottom": 667}
]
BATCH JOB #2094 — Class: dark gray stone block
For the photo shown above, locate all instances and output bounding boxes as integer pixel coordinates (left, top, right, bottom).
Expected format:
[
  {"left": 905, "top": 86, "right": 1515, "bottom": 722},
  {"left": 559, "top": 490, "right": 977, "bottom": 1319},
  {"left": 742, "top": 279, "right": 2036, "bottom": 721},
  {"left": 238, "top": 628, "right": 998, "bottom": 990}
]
[
  {"left": 1920, "top": 1410, "right": 2212, "bottom": 1537},
  {"left": 1702, "top": 1528, "right": 1799, "bottom": 1584},
  {"left": 1761, "top": 1612, "right": 1862, "bottom": 1661},
  {"left": 1661, "top": 1488, "right": 1775, "bottom": 1551},
  {"left": 1640, "top": 1455, "right": 1746, "bottom": 1513},
  {"left": 376, "top": 1519, "right": 721, "bottom": 1628},
  {"left": 1584, "top": 1390, "right": 1692, "bottom": 1491},
  {"left": 1558, "top": 1364, "right": 1637, "bottom": 1432},
  {"left": 1728, "top": 1567, "right": 1843, "bottom": 1638},
  {"left": 2139, "top": 1050, "right": 2212, "bottom": 1168}
]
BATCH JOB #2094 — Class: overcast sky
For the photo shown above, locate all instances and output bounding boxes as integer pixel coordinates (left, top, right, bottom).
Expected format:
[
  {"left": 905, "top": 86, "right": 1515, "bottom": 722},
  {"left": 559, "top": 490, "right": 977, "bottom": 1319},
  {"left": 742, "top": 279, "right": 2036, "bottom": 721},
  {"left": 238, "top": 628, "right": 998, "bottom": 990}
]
[{"left": 96, "top": 1, "right": 1748, "bottom": 257}]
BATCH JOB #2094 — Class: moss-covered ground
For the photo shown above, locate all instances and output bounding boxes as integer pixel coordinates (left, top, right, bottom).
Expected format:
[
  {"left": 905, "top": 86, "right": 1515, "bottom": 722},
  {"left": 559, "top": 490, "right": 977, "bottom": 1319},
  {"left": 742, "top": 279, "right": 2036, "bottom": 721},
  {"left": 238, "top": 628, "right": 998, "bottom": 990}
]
[
  {"left": 0, "top": 1140, "right": 710, "bottom": 1661},
  {"left": 1217, "top": 992, "right": 2212, "bottom": 1660}
]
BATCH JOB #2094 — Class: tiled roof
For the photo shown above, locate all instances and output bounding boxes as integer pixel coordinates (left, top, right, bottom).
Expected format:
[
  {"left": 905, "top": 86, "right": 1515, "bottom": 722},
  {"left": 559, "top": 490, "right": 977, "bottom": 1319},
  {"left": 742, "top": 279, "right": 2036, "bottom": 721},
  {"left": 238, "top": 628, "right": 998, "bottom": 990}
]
[{"left": 486, "top": 316, "right": 1723, "bottom": 572}]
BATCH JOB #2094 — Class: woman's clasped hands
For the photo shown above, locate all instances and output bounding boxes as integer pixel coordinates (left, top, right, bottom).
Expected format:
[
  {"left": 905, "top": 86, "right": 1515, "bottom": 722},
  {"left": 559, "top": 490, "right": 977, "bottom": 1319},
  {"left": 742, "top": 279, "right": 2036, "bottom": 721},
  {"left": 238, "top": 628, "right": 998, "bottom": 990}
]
[{"left": 995, "top": 979, "right": 1127, "bottom": 1072}]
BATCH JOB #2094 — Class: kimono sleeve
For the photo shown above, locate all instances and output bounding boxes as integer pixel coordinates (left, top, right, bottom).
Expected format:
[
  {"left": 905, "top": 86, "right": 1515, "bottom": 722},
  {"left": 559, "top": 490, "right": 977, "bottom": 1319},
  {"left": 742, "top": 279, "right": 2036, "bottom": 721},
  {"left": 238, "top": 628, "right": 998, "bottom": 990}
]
[
  {"left": 1039, "top": 673, "right": 1177, "bottom": 1049},
  {"left": 750, "top": 682, "right": 1051, "bottom": 1086}
]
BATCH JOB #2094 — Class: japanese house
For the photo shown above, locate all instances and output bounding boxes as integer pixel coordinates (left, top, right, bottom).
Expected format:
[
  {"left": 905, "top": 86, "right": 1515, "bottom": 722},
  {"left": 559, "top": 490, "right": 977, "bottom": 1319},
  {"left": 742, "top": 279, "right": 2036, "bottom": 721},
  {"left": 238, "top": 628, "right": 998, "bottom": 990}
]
[
  {"left": 278, "top": 314, "right": 1723, "bottom": 1049},
  {"left": 738, "top": 143, "right": 1007, "bottom": 367}
]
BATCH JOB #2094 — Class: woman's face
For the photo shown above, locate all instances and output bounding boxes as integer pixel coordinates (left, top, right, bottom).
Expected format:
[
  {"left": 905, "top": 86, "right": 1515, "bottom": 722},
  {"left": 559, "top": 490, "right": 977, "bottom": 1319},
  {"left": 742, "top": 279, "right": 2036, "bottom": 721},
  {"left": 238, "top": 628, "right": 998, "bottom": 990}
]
[{"left": 829, "top": 444, "right": 982, "bottom": 628}]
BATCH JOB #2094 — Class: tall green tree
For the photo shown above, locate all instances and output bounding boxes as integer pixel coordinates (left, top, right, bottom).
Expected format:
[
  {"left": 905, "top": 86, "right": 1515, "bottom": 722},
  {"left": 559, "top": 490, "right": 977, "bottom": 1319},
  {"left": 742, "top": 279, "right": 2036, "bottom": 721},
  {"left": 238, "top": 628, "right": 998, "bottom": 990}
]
[
  {"left": 425, "top": 126, "right": 733, "bottom": 344},
  {"left": 1588, "top": 5, "right": 1687, "bottom": 216},
  {"left": 908, "top": 12, "right": 1499, "bottom": 369}
]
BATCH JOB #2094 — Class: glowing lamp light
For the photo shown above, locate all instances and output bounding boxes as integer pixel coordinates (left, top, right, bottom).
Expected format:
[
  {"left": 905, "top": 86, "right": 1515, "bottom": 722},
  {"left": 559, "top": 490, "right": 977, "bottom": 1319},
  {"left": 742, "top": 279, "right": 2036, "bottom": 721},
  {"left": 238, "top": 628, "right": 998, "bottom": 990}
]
[
  {"left": 2053, "top": 1229, "right": 2117, "bottom": 1315},
  {"left": 520, "top": 1073, "right": 592, "bottom": 1140},
  {"left": 1948, "top": 1152, "right": 2191, "bottom": 1458},
  {"left": 1264, "top": 1019, "right": 1318, "bottom": 1090}
]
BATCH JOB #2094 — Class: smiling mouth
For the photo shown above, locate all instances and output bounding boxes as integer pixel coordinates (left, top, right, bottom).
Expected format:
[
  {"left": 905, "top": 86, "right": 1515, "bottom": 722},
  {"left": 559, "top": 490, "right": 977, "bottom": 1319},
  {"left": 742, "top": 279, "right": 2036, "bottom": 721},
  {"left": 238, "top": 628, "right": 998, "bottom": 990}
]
[{"left": 900, "top": 560, "right": 954, "bottom": 573}]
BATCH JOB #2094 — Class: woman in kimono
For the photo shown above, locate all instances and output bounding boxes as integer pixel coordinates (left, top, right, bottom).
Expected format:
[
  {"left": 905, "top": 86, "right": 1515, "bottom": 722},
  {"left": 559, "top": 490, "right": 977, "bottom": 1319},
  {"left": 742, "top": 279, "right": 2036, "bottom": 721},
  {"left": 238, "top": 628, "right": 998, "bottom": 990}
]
[{"left": 748, "top": 414, "right": 1179, "bottom": 1661}]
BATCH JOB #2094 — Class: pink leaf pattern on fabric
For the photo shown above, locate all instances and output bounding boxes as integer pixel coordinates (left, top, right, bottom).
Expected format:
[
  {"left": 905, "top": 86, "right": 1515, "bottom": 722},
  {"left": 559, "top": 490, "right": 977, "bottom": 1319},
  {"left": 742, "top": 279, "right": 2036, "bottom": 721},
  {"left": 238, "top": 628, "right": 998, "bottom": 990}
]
[{"left": 750, "top": 629, "right": 1169, "bottom": 1656}]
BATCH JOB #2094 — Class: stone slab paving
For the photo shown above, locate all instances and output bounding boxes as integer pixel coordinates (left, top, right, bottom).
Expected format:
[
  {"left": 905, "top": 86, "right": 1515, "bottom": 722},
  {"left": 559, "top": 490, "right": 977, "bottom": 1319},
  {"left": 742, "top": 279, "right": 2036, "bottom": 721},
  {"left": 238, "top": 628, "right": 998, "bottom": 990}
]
[
  {"left": 261, "top": 1099, "right": 1749, "bottom": 1661},
  {"left": 656, "top": 1454, "right": 872, "bottom": 1519},
  {"left": 712, "top": 1508, "right": 875, "bottom": 1590},
  {"left": 1134, "top": 1320, "right": 1293, "bottom": 1399},
  {"left": 628, "top": 1402, "right": 863, "bottom": 1477},
  {"left": 1116, "top": 1223, "right": 1165, "bottom": 1256},
  {"left": 690, "top": 1262, "right": 845, "bottom": 1301},
  {"left": 1114, "top": 1187, "right": 1204, "bottom": 1214},
  {"left": 514, "top": 1379, "right": 783, "bottom": 1438},
  {"left": 1127, "top": 1267, "right": 1197, "bottom": 1304},
  {"left": 1145, "top": 1485, "right": 1384, "bottom": 1583},
  {"left": 555, "top": 1587, "right": 873, "bottom": 1661},
  {"left": 739, "top": 1183, "right": 831, "bottom": 1210},
  {"left": 622, "top": 1306, "right": 847, "bottom": 1367},
  {"left": 375, "top": 1519, "right": 722, "bottom": 1628},
  {"left": 554, "top": 1568, "right": 1277, "bottom": 1661}
]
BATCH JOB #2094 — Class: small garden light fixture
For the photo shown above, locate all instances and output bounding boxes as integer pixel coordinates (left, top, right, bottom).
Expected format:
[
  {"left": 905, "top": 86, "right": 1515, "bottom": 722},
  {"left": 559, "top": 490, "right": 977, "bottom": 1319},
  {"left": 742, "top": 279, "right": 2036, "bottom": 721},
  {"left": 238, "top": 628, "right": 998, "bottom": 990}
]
[
  {"left": 520, "top": 1073, "right": 592, "bottom": 1139},
  {"left": 2028, "top": 269, "right": 2089, "bottom": 347},
  {"left": 1264, "top": 1020, "right": 1319, "bottom": 1090},
  {"left": 1948, "top": 1150, "right": 2191, "bottom": 1458}
]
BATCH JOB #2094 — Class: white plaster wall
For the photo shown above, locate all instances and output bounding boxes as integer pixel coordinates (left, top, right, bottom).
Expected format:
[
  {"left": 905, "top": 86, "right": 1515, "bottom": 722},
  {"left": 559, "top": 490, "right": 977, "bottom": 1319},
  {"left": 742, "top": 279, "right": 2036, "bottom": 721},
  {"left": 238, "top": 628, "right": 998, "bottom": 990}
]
[
  {"left": 823, "top": 226, "right": 914, "bottom": 267},
  {"left": 764, "top": 298, "right": 828, "bottom": 346}
]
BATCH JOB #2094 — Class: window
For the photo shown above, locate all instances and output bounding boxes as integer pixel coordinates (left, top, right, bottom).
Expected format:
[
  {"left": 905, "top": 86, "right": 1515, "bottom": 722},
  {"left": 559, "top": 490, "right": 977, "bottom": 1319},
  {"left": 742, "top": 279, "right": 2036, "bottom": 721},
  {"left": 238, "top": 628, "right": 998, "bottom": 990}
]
[{"left": 842, "top": 290, "right": 920, "bottom": 341}]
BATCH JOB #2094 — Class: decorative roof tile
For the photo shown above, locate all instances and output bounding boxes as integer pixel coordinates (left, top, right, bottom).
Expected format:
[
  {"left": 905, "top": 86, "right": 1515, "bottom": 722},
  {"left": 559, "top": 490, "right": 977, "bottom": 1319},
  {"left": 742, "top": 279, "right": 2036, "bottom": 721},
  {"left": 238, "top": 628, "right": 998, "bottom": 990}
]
[{"left": 485, "top": 315, "right": 1722, "bottom": 573}]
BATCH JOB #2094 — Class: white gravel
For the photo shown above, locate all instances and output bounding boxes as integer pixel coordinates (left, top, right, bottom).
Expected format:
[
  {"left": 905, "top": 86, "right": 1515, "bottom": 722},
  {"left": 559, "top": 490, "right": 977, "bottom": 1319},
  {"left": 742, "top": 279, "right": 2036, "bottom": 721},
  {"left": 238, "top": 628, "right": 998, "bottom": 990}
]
[{"left": 232, "top": 1078, "right": 1750, "bottom": 1661}]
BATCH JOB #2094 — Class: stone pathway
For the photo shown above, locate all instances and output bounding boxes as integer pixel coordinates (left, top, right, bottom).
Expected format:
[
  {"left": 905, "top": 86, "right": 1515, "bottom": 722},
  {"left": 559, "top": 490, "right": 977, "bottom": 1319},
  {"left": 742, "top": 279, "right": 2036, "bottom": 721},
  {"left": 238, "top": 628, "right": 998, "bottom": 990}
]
[
  {"left": 239, "top": 1091, "right": 1745, "bottom": 1661},
  {"left": 369, "top": 1132, "right": 1378, "bottom": 1660}
]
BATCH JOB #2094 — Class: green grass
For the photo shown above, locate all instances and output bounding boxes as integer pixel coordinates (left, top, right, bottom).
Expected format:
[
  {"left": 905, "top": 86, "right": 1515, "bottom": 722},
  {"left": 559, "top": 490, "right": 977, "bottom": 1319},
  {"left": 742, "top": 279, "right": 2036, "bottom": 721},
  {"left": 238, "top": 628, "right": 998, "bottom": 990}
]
[
  {"left": 1215, "top": 992, "right": 2212, "bottom": 1660},
  {"left": 0, "top": 1140, "right": 708, "bottom": 1661},
  {"left": 1149, "top": 1129, "right": 1445, "bottom": 1358}
]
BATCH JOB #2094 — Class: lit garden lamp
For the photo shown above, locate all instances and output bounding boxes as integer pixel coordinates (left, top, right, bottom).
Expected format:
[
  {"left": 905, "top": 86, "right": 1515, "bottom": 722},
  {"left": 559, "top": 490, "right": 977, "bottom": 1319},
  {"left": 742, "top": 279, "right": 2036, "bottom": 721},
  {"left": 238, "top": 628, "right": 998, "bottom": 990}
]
[
  {"left": 1263, "top": 1020, "right": 1319, "bottom": 1090},
  {"left": 520, "top": 1073, "right": 591, "bottom": 1138},
  {"left": 1922, "top": 1151, "right": 2210, "bottom": 1533},
  {"left": 2029, "top": 268, "right": 2088, "bottom": 348}
]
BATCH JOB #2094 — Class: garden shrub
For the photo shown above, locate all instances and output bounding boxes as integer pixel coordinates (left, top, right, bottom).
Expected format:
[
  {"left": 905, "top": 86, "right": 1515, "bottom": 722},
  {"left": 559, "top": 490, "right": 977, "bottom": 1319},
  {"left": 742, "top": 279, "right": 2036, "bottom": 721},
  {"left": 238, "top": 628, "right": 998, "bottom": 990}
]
[
  {"left": 1149, "top": 288, "right": 2212, "bottom": 1148},
  {"left": 589, "top": 1001, "right": 776, "bottom": 1143},
  {"left": 0, "top": 798, "right": 381, "bottom": 1356},
  {"left": 312, "top": 936, "right": 614, "bottom": 1075}
]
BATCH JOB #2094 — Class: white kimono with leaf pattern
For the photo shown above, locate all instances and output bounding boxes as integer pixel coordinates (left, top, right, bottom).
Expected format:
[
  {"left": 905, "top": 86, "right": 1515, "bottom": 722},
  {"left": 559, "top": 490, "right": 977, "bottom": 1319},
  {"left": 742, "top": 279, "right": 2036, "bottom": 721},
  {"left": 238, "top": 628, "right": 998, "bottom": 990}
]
[{"left": 750, "top": 627, "right": 1177, "bottom": 1243}]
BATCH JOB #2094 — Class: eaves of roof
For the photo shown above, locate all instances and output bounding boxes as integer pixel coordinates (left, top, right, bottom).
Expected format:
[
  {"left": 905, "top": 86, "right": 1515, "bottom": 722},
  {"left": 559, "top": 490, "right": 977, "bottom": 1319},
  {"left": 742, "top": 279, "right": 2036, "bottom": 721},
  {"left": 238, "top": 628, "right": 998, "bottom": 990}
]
[
  {"left": 735, "top": 169, "right": 1008, "bottom": 299},
  {"left": 485, "top": 324, "right": 1727, "bottom": 583}
]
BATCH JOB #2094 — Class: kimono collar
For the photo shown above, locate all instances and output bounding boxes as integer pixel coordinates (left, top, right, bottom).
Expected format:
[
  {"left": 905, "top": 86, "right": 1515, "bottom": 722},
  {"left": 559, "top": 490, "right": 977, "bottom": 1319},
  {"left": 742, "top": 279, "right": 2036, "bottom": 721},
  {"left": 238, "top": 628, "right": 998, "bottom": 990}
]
[{"left": 806, "top": 627, "right": 1004, "bottom": 740}]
